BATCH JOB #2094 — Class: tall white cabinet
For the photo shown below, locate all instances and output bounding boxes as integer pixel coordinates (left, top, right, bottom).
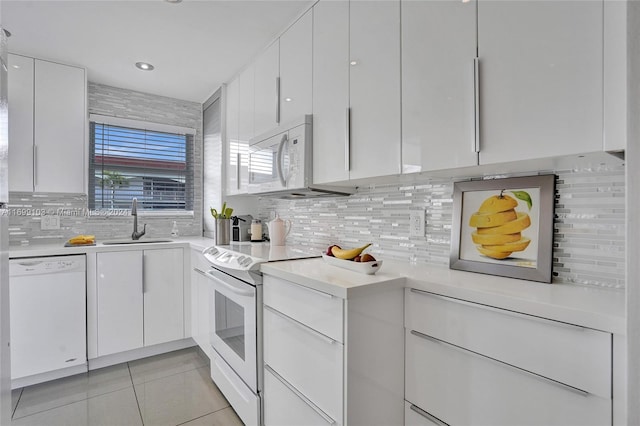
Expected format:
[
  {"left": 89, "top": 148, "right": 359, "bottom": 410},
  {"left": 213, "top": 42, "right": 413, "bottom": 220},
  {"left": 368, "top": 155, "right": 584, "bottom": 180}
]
[
  {"left": 279, "top": 9, "right": 313, "bottom": 125},
  {"left": 312, "top": 0, "right": 401, "bottom": 184},
  {"left": 349, "top": 0, "right": 401, "bottom": 180},
  {"left": 401, "top": 0, "right": 478, "bottom": 173},
  {"left": 8, "top": 54, "right": 86, "bottom": 193},
  {"left": 225, "top": 77, "right": 241, "bottom": 196},
  {"left": 312, "top": 1, "right": 350, "bottom": 184},
  {"left": 477, "top": 0, "right": 603, "bottom": 164},
  {"left": 253, "top": 41, "right": 280, "bottom": 137}
]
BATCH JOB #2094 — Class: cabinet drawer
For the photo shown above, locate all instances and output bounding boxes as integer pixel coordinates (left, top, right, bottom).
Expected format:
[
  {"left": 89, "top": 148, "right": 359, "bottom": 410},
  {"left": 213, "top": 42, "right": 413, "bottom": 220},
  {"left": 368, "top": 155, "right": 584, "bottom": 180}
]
[
  {"left": 405, "top": 289, "right": 611, "bottom": 397},
  {"left": 264, "top": 305, "right": 343, "bottom": 421},
  {"left": 264, "top": 275, "right": 343, "bottom": 342},
  {"left": 264, "top": 367, "right": 340, "bottom": 426},
  {"left": 405, "top": 330, "right": 611, "bottom": 426}
]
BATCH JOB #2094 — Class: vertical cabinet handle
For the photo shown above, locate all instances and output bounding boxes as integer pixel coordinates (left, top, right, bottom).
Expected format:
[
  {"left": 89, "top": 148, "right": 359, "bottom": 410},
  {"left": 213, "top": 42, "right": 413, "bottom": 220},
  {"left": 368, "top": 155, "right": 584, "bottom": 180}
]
[
  {"left": 345, "top": 107, "right": 351, "bottom": 172},
  {"left": 142, "top": 253, "right": 146, "bottom": 293},
  {"left": 276, "top": 77, "right": 281, "bottom": 124},
  {"left": 33, "top": 145, "right": 38, "bottom": 189},
  {"left": 236, "top": 152, "right": 241, "bottom": 190},
  {"left": 473, "top": 57, "right": 480, "bottom": 153}
]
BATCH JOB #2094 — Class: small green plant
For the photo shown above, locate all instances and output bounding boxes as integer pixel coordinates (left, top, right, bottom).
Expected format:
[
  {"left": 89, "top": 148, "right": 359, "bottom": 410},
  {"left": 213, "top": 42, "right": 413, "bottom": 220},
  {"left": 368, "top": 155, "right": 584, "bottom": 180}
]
[{"left": 210, "top": 202, "right": 233, "bottom": 219}]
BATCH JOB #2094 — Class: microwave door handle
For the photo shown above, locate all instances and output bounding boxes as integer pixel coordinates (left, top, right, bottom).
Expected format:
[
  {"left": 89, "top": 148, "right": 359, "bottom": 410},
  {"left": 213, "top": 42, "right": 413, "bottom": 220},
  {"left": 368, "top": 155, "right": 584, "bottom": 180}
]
[{"left": 276, "top": 133, "right": 288, "bottom": 187}]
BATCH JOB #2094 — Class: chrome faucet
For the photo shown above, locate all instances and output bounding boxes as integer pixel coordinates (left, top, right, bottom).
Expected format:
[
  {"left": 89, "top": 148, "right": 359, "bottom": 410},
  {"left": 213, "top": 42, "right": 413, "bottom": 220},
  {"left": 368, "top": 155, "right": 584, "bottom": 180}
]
[{"left": 131, "top": 198, "right": 146, "bottom": 240}]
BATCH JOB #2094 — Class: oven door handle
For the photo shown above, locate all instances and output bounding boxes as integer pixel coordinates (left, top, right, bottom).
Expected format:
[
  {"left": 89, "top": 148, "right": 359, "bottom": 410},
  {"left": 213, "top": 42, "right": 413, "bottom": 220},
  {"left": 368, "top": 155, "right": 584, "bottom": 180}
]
[{"left": 205, "top": 270, "right": 255, "bottom": 297}]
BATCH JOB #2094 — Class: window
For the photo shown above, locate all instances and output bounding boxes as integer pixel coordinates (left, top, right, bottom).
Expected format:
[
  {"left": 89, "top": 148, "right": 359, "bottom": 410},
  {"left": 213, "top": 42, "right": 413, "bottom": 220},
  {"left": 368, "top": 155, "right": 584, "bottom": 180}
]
[{"left": 89, "top": 115, "right": 195, "bottom": 213}]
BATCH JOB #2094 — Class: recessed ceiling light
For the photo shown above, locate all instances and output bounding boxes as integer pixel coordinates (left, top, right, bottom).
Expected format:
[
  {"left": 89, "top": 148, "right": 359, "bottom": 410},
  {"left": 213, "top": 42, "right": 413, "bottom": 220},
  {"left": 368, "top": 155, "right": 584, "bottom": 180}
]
[
  {"left": 135, "top": 62, "right": 155, "bottom": 71},
  {"left": 284, "top": 98, "right": 292, "bottom": 102},
  {"left": 12, "top": 65, "right": 20, "bottom": 69},
  {"left": 350, "top": 60, "right": 358, "bottom": 66}
]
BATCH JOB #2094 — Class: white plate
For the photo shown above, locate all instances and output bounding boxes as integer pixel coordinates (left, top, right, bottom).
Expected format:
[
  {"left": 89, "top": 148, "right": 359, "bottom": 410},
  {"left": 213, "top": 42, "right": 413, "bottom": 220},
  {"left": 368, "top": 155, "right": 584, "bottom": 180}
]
[{"left": 322, "top": 254, "right": 383, "bottom": 275}]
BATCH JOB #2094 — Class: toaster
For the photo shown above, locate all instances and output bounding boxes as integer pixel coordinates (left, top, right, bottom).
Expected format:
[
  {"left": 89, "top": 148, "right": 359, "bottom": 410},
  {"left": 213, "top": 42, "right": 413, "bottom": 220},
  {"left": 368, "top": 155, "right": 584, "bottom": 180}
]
[{"left": 231, "top": 215, "right": 253, "bottom": 242}]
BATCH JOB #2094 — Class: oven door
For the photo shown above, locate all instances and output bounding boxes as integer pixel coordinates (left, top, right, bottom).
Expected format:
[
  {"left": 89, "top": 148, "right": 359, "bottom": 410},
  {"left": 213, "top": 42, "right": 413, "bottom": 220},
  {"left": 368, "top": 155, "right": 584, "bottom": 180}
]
[
  {"left": 248, "top": 131, "right": 290, "bottom": 194},
  {"left": 206, "top": 267, "right": 257, "bottom": 391}
]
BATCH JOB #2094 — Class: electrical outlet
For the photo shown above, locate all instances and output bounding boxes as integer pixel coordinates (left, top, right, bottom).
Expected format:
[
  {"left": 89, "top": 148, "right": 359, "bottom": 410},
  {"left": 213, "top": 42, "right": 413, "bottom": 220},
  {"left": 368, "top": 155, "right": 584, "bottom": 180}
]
[
  {"left": 41, "top": 215, "right": 61, "bottom": 230},
  {"left": 409, "top": 209, "right": 426, "bottom": 237}
]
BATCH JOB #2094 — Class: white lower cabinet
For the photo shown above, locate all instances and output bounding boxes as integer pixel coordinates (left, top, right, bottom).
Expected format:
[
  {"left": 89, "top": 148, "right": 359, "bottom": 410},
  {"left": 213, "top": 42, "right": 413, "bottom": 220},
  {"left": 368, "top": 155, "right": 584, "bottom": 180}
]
[
  {"left": 190, "top": 248, "right": 211, "bottom": 354},
  {"left": 263, "top": 274, "right": 404, "bottom": 426},
  {"left": 94, "top": 248, "right": 184, "bottom": 357},
  {"left": 264, "top": 366, "right": 338, "bottom": 426},
  {"left": 405, "top": 288, "right": 612, "bottom": 426},
  {"left": 264, "top": 306, "right": 343, "bottom": 421}
]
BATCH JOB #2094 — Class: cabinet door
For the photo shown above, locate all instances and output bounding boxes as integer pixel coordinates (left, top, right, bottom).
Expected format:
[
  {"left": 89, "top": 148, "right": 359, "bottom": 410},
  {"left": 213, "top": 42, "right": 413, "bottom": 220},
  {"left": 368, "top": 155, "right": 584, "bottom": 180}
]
[
  {"left": 478, "top": 1, "right": 603, "bottom": 164},
  {"left": 312, "top": 0, "right": 350, "bottom": 184},
  {"left": 254, "top": 41, "right": 279, "bottom": 137},
  {"left": 401, "top": 0, "right": 478, "bottom": 173},
  {"left": 238, "top": 65, "right": 255, "bottom": 192},
  {"left": 279, "top": 9, "right": 312, "bottom": 124},
  {"left": 7, "top": 54, "right": 34, "bottom": 192},
  {"left": 143, "top": 248, "right": 184, "bottom": 346},
  {"left": 196, "top": 272, "right": 210, "bottom": 353},
  {"left": 225, "top": 77, "right": 240, "bottom": 195},
  {"left": 349, "top": 0, "right": 401, "bottom": 180},
  {"left": 96, "top": 251, "right": 143, "bottom": 356},
  {"left": 34, "top": 59, "right": 86, "bottom": 193}
]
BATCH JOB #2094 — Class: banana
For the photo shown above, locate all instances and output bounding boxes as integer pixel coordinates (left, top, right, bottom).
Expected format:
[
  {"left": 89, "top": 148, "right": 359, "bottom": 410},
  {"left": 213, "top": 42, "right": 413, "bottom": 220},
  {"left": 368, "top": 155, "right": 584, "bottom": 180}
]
[
  {"left": 68, "top": 234, "right": 95, "bottom": 245},
  {"left": 331, "top": 243, "right": 372, "bottom": 260}
]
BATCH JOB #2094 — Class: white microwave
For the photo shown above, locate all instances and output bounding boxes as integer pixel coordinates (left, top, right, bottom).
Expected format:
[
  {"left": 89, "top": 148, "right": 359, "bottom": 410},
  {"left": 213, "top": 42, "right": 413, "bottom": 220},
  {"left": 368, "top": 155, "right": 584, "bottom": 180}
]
[{"left": 247, "top": 115, "right": 355, "bottom": 198}]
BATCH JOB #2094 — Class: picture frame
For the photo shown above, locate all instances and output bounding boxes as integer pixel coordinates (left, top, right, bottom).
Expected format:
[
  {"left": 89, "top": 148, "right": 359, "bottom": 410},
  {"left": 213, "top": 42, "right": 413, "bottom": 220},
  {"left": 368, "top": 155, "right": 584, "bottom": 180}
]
[{"left": 450, "top": 174, "right": 556, "bottom": 283}]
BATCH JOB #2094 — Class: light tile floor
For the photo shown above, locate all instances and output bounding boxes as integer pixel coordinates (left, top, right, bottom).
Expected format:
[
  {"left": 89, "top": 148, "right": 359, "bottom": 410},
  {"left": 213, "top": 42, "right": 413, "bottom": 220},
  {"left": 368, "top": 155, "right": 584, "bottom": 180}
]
[{"left": 10, "top": 347, "right": 244, "bottom": 426}]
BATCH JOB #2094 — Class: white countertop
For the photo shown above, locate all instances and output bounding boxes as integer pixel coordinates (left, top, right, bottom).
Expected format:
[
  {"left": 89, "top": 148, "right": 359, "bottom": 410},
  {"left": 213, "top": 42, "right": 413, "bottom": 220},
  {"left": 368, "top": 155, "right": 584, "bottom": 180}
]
[
  {"left": 261, "top": 257, "right": 625, "bottom": 335},
  {"left": 261, "top": 257, "right": 406, "bottom": 299},
  {"left": 9, "top": 236, "right": 216, "bottom": 258},
  {"left": 11, "top": 239, "right": 625, "bottom": 334}
]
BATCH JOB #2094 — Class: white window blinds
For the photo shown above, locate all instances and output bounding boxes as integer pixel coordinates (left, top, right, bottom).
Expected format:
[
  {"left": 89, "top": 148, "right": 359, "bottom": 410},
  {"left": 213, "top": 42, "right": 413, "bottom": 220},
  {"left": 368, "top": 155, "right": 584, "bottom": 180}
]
[{"left": 89, "top": 116, "right": 195, "bottom": 212}]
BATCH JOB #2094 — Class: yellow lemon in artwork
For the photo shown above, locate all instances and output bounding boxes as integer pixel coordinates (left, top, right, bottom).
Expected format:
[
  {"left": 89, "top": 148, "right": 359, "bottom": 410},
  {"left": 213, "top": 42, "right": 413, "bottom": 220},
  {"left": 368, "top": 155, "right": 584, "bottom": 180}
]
[
  {"left": 470, "top": 192, "right": 531, "bottom": 260},
  {"left": 477, "top": 194, "right": 518, "bottom": 213}
]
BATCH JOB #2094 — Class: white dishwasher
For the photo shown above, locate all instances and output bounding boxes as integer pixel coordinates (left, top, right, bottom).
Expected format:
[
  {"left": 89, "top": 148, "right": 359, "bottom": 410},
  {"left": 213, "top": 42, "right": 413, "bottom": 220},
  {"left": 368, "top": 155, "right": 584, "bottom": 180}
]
[{"left": 10, "top": 255, "right": 87, "bottom": 388}]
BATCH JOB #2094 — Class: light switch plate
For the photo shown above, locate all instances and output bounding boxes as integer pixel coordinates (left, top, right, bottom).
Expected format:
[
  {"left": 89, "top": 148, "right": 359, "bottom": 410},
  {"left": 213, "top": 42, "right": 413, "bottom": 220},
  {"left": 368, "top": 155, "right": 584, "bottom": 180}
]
[
  {"left": 409, "top": 210, "right": 426, "bottom": 237},
  {"left": 41, "top": 215, "right": 61, "bottom": 230}
]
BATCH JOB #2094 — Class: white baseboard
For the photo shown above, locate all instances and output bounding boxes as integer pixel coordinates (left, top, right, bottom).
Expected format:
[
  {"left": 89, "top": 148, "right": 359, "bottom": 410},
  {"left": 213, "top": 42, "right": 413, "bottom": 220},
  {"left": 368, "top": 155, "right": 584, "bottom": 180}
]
[
  {"left": 12, "top": 364, "right": 88, "bottom": 390},
  {"left": 88, "top": 338, "right": 196, "bottom": 370}
]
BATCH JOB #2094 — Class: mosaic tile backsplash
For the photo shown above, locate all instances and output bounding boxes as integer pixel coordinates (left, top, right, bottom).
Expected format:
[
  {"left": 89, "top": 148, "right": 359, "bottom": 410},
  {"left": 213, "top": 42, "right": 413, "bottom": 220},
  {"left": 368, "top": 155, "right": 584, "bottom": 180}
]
[{"left": 258, "top": 165, "right": 625, "bottom": 289}]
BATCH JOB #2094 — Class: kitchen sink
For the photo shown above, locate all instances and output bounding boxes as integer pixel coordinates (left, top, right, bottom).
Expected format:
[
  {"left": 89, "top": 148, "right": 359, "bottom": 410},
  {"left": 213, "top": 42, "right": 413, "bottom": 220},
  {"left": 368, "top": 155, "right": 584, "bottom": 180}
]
[{"left": 101, "top": 238, "right": 174, "bottom": 245}]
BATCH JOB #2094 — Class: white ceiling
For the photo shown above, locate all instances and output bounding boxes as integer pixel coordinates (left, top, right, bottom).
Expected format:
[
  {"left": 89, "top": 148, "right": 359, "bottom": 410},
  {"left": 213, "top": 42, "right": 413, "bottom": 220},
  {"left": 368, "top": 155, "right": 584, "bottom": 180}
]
[{"left": 1, "top": 0, "right": 314, "bottom": 103}]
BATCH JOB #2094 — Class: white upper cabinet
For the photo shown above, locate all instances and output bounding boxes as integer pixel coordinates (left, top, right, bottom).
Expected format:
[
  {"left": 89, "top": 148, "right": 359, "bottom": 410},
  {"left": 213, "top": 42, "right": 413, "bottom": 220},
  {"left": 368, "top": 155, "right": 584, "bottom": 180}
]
[
  {"left": 253, "top": 40, "right": 280, "bottom": 137},
  {"left": 312, "top": 0, "right": 350, "bottom": 184},
  {"left": 349, "top": 0, "right": 401, "bottom": 180},
  {"left": 225, "top": 77, "right": 240, "bottom": 195},
  {"left": 279, "top": 9, "right": 313, "bottom": 124},
  {"left": 603, "top": 0, "right": 627, "bottom": 152},
  {"left": 7, "top": 54, "right": 34, "bottom": 192},
  {"left": 34, "top": 60, "right": 86, "bottom": 193},
  {"left": 238, "top": 65, "right": 255, "bottom": 192},
  {"left": 401, "top": 0, "right": 478, "bottom": 173},
  {"left": 8, "top": 55, "right": 86, "bottom": 193},
  {"left": 477, "top": 0, "right": 603, "bottom": 165}
]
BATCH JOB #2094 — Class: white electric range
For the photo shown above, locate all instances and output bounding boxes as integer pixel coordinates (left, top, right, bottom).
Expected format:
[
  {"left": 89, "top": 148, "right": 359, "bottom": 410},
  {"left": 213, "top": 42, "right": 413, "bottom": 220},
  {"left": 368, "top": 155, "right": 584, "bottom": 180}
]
[{"left": 201, "top": 242, "right": 320, "bottom": 426}]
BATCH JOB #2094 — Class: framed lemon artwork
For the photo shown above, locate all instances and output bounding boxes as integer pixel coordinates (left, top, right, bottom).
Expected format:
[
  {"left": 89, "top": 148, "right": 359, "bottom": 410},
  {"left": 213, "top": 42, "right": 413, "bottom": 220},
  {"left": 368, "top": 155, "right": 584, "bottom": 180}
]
[{"left": 450, "top": 174, "right": 556, "bottom": 283}]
